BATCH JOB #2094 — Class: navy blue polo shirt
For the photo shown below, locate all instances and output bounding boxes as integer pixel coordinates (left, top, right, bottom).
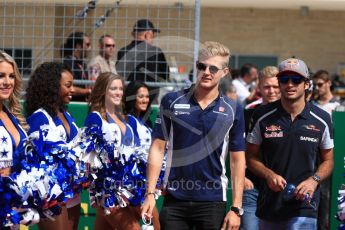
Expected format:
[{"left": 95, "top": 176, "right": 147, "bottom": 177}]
[
  {"left": 153, "top": 87, "right": 245, "bottom": 201},
  {"left": 246, "top": 100, "right": 334, "bottom": 221}
]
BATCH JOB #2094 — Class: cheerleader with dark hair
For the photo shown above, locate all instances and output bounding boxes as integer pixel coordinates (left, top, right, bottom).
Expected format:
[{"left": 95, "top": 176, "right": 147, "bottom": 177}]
[
  {"left": 25, "top": 62, "right": 81, "bottom": 230},
  {"left": 124, "top": 81, "right": 162, "bottom": 230}
]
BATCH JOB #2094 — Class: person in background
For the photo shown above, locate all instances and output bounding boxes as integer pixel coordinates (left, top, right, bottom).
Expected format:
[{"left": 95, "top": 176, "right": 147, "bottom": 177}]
[
  {"left": 117, "top": 19, "right": 169, "bottom": 83},
  {"left": 231, "top": 68, "right": 241, "bottom": 80},
  {"left": 88, "top": 34, "right": 117, "bottom": 82},
  {"left": 232, "top": 63, "right": 258, "bottom": 105},
  {"left": 312, "top": 70, "right": 340, "bottom": 115},
  {"left": 246, "top": 58, "right": 334, "bottom": 229},
  {"left": 241, "top": 66, "right": 280, "bottom": 230},
  {"left": 116, "top": 19, "right": 170, "bottom": 102},
  {"left": 141, "top": 41, "right": 246, "bottom": 230},
  {"left": 0, "top": 50, "right": 27, "bottom": 176},
  {"left": 312, "top": 69, "right": 340, "bottom": 230},
  {"left": 62, "top": 31, "right": 92, "bottom": 101},
  {"left": 244, "top": 66, "right": 280, "bottom": 132},
  {"left": 219, "top": 75, "right": 237, "bottom": 101},
  {"left": 25, "top": 62, "right": 80, "bottom": 230}
]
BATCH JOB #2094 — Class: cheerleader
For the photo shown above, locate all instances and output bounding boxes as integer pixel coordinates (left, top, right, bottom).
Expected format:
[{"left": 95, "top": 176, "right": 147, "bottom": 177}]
[
  {"left": 0, "top": 50, "right": 27, "bottom": 176},
  {"left": 85, "top": 72, "right": 146, "bottom": 230},
  {"left": 25, "top": 62, "right": 80, "bottom": 230},
  {"left": 124, "top": 81, "right": 153, "bottom": 150},
  {"left": 124, "top": 81, "right": 161, "bottom": 229},
  {"left": 0, "top": 51, "right": 27, "bottom": 230}
]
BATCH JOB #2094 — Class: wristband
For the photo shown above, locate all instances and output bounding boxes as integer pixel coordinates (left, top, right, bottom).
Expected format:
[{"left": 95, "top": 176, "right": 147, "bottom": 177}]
[
  {"left": 312, "top": 174, "right": 321, "bottom": 184},
  {"left": 145, "top": 192, "right": 155, "bottom": 198}
]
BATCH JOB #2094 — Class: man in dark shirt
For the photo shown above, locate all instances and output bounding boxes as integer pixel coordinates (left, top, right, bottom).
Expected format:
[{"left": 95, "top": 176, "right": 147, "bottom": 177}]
[
  {"left": 141, "top": 41, "right": 246, "bottom": 230},
  {"left": 241, "top": 66, "right": 280, "bottom": 230},
  {"left": 116, "top": 19, "right": 169, "bottom": 101},
  {"left": 246, "top": 58, "right": 334, "bottom": 229},
  {"left": 62, "top": 31, "right": 92, "bottom": 101}
]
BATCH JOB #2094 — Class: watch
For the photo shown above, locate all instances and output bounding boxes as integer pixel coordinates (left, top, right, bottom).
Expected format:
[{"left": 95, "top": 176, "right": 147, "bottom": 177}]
[
  {"left": 312, "top": 174, "right": 321, "bottom": 183},
  {"left": 230, "top": 206, "right": 244, "bottom": 217}
]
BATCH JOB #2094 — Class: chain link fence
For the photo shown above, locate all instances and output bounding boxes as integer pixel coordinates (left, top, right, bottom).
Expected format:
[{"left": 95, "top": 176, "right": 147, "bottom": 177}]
[{"left": 0, "top": 0, "right": 200, "bottom": 92}]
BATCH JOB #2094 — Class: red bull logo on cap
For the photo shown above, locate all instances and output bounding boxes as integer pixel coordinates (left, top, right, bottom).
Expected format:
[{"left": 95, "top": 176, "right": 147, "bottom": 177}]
[
  {"left": 284, "top": 59, "right": 300, "bottom": 70},
  {"left": 278, "top": 58, "right": 309, "bottom": 79}
]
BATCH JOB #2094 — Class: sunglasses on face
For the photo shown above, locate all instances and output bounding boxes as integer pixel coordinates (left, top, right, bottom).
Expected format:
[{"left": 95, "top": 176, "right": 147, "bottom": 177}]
[
  {"left": 314, "top": 82, "right": 325, "bottom": 88},
  {"left": 278, "top": 75, "right": 306, "bottom": 85},
  {"left": 105, "top": 44, "right": 115, "bottom": 48},
  {"left": 196, "top": 62, "right": 226, "bottom": 74}
]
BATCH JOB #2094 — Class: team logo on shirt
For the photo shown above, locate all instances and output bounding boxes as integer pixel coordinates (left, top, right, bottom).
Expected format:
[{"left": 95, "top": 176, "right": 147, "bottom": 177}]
[
  {"left": 174, "top": 104, "right": 191, "bottom": 115},
  {"left": 303, "top": 124, "right": 320, "bottom": 132},
  {"left": 174, "top": 110, "right": 190, "bottom": 115},
  {"left": 300, "top": 136, "right": 319, "bottom": 142},
  {"left": 265, "top": 125, "right": 281, "bottom": 132},
  {"left": 264, "top": 125, "right": 283, "bottom": 138}
]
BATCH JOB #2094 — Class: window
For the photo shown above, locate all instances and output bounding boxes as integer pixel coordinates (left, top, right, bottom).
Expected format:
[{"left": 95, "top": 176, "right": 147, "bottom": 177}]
[{"left": 230, "top": 55, "right": 278, "bottom": 70}]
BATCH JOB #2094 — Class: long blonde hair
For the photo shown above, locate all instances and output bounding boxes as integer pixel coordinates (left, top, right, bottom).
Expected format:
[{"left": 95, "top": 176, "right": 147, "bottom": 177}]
[
  {"left": 88, "top": 72, "right": 125, "bottom": 120},
  {"left": 0, "top": 50, "right": 27, "bottom": 130}
]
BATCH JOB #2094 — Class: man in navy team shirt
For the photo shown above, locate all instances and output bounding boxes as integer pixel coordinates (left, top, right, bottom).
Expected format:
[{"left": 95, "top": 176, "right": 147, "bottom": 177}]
[
  {"left": 141, "top": 41, "right": 246, "bottom": 230},
  {"left": 246, "top": 58, "right": 334, "bottom": 229}
]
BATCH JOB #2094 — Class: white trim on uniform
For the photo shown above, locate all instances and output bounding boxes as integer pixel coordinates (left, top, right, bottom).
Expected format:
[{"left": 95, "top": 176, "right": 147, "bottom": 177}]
[
  {"left": 220, "top": 125, "right": 232, "bottom": 201},
  {"left": 163, "top": 122, "right": 174, "bottom": 190},
  {"left": 310, "top": 111, "right": 334, "bottom": 149}
]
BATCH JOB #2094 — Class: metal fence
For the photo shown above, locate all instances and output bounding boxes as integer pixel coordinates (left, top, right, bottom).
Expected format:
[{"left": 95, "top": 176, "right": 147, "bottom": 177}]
[{"left": 0, "top": 0, "right": 200, "bottom": 90}]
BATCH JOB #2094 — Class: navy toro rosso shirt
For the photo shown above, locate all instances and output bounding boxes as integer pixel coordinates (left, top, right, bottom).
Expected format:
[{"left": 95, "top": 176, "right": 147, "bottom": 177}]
[
  {"left": 246, "top": 100, "right": 334, "bottom": 221},
  {"left": 153, "top": 87, "right": 245, "bottom": 201}
]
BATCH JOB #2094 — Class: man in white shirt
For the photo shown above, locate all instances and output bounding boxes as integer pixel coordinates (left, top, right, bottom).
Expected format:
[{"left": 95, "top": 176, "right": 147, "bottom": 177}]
[
  {"left": 232, "top": 63, "right": 258, "bottom": 105},
  {"left": 88, "top": 35, "right": 117, "bottom": 81},
  {"left": 312, "top": 69, "right": 339, "bottom": 230},
  {"left": 312, "top": 70, "right": 340, "bottom": 115}
]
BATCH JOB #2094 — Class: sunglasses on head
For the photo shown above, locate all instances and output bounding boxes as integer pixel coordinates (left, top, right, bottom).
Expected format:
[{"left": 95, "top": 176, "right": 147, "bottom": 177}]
[
  {"left": 278, "top": 75, "right": 306, "bottom": 85},
  {"left": 105, "top": 44, "right": 115, "bottom": 48},
  {"left": 196, "top": 62, "right": 226, "bottom": 74}
]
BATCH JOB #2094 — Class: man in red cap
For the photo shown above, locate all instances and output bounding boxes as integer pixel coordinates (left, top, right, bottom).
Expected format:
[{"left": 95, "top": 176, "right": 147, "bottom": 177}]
[{"left": 246, "top": 58, "right": 334, "bottom": 229}]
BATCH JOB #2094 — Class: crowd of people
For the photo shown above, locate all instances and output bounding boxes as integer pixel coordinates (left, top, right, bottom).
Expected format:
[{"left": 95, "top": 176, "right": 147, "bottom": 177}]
[
  {"left": 60, "top": 19, "right": 170, "bottom": 102},
  {"left": 0, "top": 17, "right": 341, "bottom": 230}
]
